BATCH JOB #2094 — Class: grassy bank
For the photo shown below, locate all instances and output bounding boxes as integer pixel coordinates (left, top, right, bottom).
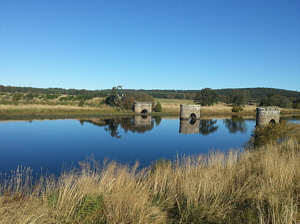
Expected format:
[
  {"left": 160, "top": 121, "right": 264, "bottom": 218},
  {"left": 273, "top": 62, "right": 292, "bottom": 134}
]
[
  {"left": 1, "top": 97, "right": 300, "bottom": 117},
  {"left": 0, "top": 100, "right": 253, "bottom": 117},
  {"left": 0, "top": 103, "right": 135, "bottom": 117},
  {"left": 1, "top": 138, "right": 299, "bottom": 223}
]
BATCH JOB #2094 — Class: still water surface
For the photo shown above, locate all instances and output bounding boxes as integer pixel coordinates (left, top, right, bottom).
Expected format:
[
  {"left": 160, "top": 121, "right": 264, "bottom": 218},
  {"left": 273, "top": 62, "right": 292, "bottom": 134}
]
[{"left": 0, "top": 116, "right": 299, "bottom": 176}]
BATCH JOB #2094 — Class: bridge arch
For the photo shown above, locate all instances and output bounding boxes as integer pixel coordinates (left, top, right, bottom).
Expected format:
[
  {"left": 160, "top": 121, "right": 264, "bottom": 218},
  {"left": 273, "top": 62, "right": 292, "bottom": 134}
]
[
  {"left": 180, "top": 104, "right": 201, "bottom": 120},
  {"left": 256, "top": 107, "right": 280, "bottom": 127},
  {"left": 134, "top": 102, "right": 152, "bottom": 114}
]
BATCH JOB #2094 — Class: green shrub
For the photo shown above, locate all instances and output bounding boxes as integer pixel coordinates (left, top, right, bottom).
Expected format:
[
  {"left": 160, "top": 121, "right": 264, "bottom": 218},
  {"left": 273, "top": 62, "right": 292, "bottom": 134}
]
[
  {"left": 245, "top": 121, "right": 300, "bottom": 148},
  {"left": 232, "top": 106, "right": 243, "bottom": 112},
  {"left": 45, "top": 94, "right": 59, "bottom": 100},
  {"left": 12, "top": 93, "right": 23, "bottom": 101},
  {"left": 24, "top": 92, "right": 34, "bottom": 101},
  {"left": 121, "top": 96, "right": 135, "bottom": 110},
  {"left": 154, "top": 101, "right": 162, "bottom": 112},
  {"left": 78, "top": 99, "right": 85, "bottom": 107},
  {"left": 59, "top": 96, "right": 74, "bottom": 101},
  {"left": 75, "top": 95, "right": 92, "bottom": 101}
]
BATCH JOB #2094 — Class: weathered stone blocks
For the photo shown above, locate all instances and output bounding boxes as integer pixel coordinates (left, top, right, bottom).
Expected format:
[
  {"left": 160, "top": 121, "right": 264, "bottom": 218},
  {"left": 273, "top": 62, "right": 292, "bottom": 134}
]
[
  {"left": 180, "top": 104, "right": 201, "bottom": 120},
  {"left": 179, "top": 119, "right": 200, "bottom": 134},
  {"left": 256, "top": 107, "right": 280, "bottom": 127},
  {"left": 134, "top": 116, "right": 152, "bottom": 127},
  {"left": 134, "top": 102, "right": 152, "bottom": 113}
]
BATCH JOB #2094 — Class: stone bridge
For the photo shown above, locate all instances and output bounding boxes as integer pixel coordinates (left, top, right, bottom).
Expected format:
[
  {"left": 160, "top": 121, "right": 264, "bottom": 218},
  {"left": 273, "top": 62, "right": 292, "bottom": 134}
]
[
  {"left": 256, "top": 107, "right": 280, "bottom": 127},
  {"left": 180, "top": 104, "right": 201, "bottom": 120},
  {"left": 134, "top": 102, "right": 152, "bottom": 113}
]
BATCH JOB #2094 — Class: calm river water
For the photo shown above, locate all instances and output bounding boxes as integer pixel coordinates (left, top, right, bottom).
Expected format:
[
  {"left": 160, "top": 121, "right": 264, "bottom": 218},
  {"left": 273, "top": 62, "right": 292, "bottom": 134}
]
[{"left": 1, "top": 116, "right": 299, "bottom": 176}]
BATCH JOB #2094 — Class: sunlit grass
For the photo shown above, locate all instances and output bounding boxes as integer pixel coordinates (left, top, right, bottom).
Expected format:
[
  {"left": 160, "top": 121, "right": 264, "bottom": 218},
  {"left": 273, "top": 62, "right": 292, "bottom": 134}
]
[
  {"left": 0, "top": 103, "right": 136, "bottom": 117},
  {"left": 1, "top": 138, "right": 299, "bottom": 223}
]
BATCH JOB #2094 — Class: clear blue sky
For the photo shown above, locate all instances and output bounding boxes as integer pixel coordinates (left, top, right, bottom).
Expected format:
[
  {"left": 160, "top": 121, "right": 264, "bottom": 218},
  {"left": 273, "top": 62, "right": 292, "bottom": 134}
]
[{"left": 1, "top": 0, "right": 299, "bottom": 91}]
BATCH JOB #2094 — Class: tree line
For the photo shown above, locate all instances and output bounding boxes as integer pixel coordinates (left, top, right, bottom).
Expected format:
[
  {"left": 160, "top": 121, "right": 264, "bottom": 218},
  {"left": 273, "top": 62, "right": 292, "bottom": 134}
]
[{"left": 1, "top": 85, "right": 299, "bottom": 108}]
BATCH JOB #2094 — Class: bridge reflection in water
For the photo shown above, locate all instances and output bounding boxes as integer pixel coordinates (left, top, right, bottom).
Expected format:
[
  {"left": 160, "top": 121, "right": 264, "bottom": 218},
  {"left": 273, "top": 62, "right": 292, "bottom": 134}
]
[
  {"left": 179, "top": 119, "right": 200, "bottom": 134},
  {"left": 79, "top": 116, "right": 155, "bottom": 138},
  {"left": 179, "top": 119, "right": 219, "bottom": 135},
  {"left": 78, "top": 116, "right": 253, "bottom": 137}
]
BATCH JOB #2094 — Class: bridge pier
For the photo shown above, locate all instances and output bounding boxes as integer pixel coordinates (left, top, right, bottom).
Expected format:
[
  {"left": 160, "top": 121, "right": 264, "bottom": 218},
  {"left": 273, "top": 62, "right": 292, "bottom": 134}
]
[
  {"left": 180, "top": 104, "right": 201, "bottom": 120},
  {"left": 134, "top": 102, "right": 152, "bottom": 113},
  {"left": 256, "top": 107, "right": 280, "bottom": 127}
]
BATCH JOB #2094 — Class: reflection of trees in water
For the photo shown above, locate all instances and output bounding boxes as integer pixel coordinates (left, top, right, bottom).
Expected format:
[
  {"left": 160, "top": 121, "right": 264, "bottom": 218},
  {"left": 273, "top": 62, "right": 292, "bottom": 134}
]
[
  {"left": 79, "top": 119, "right": 106, "bottom": 127},
  {"left": 199, "top": 119, "right": 218, "bottom": 135},
  {"left": 224, "top": 116, "right": 247, "bottom": 133},
  {"left": 79, "top": 118, "right": 122, "bottom": 138},
  {"left": 154, "top": 116, "right": 162, "bottom": 126},
  {"left": 104, "top": 119, "right": 121, "bottom": 138},
  {"left": 79, "top": 116, "right": 156, "bottom": 138}
]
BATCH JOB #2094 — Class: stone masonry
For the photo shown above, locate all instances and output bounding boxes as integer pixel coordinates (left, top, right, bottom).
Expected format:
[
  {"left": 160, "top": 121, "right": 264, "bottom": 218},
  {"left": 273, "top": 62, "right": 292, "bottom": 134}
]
[
  {"left": 180, "top": 104, "right": 201, "bottom": 120},
  {"left": 179, "top": 119, "right": 200, "bottom": 134},
  {"left": 134, "top": 116, "right": 152, "bottom": 126},
  {"left": 134, "top": 102, "right": 152, "bottom": 113},
  {"left": 256, "top": 107, "right": 280, "bottom": 127}
]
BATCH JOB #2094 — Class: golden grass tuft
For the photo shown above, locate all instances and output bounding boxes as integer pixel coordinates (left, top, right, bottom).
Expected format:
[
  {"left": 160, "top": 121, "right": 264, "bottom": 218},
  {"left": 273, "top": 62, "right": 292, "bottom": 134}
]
[{"left": 1, "top": 139, "right": 299, "bottom": 223}]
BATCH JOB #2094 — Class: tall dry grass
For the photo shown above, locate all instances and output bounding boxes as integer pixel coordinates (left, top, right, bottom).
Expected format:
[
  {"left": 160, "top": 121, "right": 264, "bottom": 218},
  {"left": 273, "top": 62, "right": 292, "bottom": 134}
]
[
  {"left": 1, "top": 139, "right": 299, "bottom": 223},
  {"left": 0, "top": 103, "right": 125, "bottom": 117}
]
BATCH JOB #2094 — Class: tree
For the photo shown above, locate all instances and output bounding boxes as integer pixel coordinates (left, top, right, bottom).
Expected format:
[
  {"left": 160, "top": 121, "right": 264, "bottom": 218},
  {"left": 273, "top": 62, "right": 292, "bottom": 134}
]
[
  {"left": 104, "top": 86, "right": 122, "bottom": 107},
  {"left": 229, "top": 90, "right": 249, "bottom": 106},
  {"left": 292, "top": 97, "right": 300, "bottom": 109},
  {"left": 259, "top": 94, "right": 292, "bottom": 108},
  {"left": 154, "top": 101, "right": 162, "bottom": 112},
  {"left": 194, "top": 88, "right": 218, "bottom": 106},
  {"left": 78, "top": 99, "right": 85, "bottom": 107},
  {"left": 24, "top": 92, "right": 34, "bottom": 101},
  {"left": 12, "top": 93, "right": 23, "bottom": 101},
  {"left": 133, "top": 93, "right": 155, "bottom": 105},
  {"left": 119, "top": 92, "right": 155, "bottom": 111},
  {"left": 121, "top": 96, "right": 135, "bottom": 110}
]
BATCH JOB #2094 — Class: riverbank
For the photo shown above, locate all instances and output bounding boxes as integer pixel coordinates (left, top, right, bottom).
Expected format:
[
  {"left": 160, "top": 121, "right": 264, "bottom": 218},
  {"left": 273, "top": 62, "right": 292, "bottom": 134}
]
[
  {"left": 1, "top": 100, "right": 300, "bottom": 118},
  {"left": 1, "top": 138, "right": 299, "bottom": 223}
]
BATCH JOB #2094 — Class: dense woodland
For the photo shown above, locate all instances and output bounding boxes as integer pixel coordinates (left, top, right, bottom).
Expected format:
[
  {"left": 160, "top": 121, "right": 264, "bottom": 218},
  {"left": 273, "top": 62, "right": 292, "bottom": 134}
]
[{"left": 1, "top": 85, "right": 299, "bottom": 108}]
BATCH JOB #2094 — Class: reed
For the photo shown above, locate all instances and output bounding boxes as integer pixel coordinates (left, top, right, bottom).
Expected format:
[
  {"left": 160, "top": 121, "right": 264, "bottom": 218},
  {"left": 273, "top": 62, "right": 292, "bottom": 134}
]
[{"left": 1, "top": 139, "right": 299, "bottom": 223}]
